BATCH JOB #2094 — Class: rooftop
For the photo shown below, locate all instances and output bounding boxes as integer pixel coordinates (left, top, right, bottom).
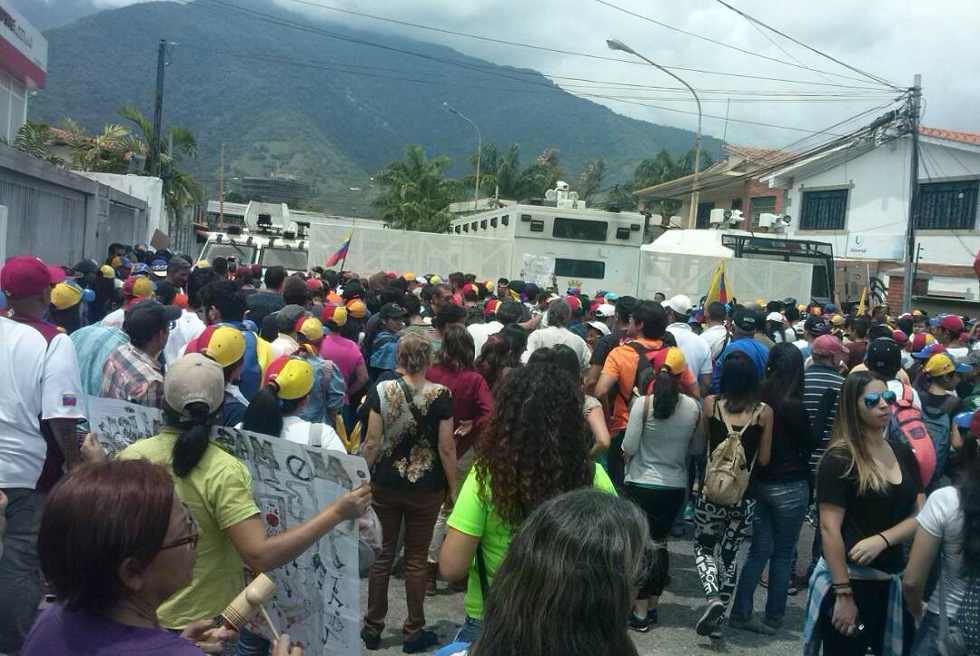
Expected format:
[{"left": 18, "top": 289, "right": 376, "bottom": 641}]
[{"left": 919, "top": 126, "right": 980, "bottom": 146}]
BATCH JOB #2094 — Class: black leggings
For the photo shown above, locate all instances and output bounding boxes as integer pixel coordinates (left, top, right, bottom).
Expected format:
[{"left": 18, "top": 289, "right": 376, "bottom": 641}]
[{"left": 625, "top": 485, "right": 686, "bottom": 598}]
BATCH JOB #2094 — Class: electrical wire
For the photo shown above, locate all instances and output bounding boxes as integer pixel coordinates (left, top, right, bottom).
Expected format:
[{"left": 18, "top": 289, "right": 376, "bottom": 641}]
[
  {"left": 712, "top": 0, "right": 903, "bottom": 91},
  {"left": 591, "top": 0, "right": 884, "bottom": 87},
  {"left": 917, "top": 143, "right": 977, "bottom": 258},
  {"left": 194, "top": 0, "right": 899, "bottom": 91}
]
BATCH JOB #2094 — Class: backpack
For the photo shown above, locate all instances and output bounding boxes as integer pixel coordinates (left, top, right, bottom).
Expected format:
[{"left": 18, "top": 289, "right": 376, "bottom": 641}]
[
  {"left": 623, "top": 341, "right": 670, "bottom": 406},
  {"left": 702, "top": 402, "right": 765, "bottom": 506},
  {"left": 365, "top": 333, "right": 398, "bottom": 384},
  {"left": 921, "top": 395, "right": 961, "bottom": 484},
  {"left": 885, "top": 385, "right": 938, "bottom": 489}
]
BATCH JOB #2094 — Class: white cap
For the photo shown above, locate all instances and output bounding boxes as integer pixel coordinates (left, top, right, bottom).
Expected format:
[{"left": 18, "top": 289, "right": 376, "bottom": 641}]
[
  {"left": 766, "top": 311, "right": 784, "bottom": 323},
  {"left": 662, "top": 294, "right": 693, "bottom": 316},
  {"left": 595, "top": 303, "right": 616, "bottom": 318},
  {"left": 586, "top": 320, "right": 611, "bottom": 336}
]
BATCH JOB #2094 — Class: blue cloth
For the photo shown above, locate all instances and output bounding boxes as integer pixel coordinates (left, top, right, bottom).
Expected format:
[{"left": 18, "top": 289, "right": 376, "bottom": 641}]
[
  {"left": 299, "top": 358, "right": 345, "bottom": 423},
  {"left": 69, "top": 324, "right": 129, "bottom": 400},
  {"left": 434, "top": 642, "right": 469, "bottom": 656},
  {"left": 219, "top": 320, "right": 264, "bottom": 400},
  {"left": 368, "top": 330, "right": 398, "bottom": 373},
  {"left": 454, "top": 616, "right": 481, "bottom": 644},
  {"left": 731, "top": 479, "right": 809, "bottom": 624},
  {"left": 710, "top": 336, "right": 769, "bottom": 394},
  {"left": 803, "top": 557, "right": 904, "bottom": 656}
]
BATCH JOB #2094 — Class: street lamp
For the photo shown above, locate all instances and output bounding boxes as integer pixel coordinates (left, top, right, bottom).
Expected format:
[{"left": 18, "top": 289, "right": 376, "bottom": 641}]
[
  {"left": 607, "top": 39, "right": 703, "bottom": 229},
  {"left": 443, "top": 102, "right": 482, "bottom": 211}
]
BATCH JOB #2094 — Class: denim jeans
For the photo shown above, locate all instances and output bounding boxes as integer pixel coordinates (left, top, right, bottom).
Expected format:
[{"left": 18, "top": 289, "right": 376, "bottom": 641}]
[
  {"left": 0, "top": 487, "right": 46, "bottom": 653},
  {"left": 910, "top": 610, "right": 941, "bottom": 656},
  {"left": 454, "top": 616, "right": 481, "bottom": 643},
  {"left": 730, "top": 479, "right": 809, "bottom": 625}
]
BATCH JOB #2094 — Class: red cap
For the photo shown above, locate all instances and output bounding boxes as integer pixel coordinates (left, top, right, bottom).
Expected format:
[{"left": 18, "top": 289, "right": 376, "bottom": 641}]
[
  {"left": 1, "top": 255, "right": 65, "bottom": 299},
  {"left": 304, "top": 278, "right": 323, "bottom": 292}
]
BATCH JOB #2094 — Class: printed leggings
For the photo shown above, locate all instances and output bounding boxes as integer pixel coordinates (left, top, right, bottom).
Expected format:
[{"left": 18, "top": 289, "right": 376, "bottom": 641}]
[{"left": 693, "top": 495, "right": 755, "bottom": 607}]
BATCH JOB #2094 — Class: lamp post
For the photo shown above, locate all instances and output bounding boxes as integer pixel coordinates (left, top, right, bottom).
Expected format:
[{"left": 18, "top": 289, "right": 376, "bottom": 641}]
[
  {"left": 607, "top": 39, "right": 702, "bottom": 229},
  {"left": 443, "top": 102, "right": 482, "bottom": 211}
]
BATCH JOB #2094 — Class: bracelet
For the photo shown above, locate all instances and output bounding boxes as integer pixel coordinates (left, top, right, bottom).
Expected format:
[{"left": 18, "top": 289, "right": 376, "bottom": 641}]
[
  {"left": 834, "top": 588, "right": 854, "bottom": 597},
  {"left": 832, "top": 582, "right": 851, "bottom": 589},
  {"left": 877, "top": 532, "right": 891, "bottom": 548}
]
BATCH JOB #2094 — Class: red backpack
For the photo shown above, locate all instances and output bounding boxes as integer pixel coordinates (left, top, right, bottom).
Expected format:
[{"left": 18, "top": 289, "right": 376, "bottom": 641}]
[{"left": 885, "top": 384, "right": 937, "bottom": 487}]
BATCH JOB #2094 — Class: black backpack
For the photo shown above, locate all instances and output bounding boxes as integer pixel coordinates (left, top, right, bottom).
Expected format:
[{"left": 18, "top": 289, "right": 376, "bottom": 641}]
[{"left": 621, "top": 342, "right": 670, "bottom": 407}]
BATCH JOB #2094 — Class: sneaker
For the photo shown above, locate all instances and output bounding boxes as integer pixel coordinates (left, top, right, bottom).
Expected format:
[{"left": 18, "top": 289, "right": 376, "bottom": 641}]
[
  {"left": 628, "top": 612, "right": 651, "bottom": 633},
  {"left": 729, "top": 616, "right": 777, "bottom": 636},
  {"left": 647, "top": 608, "right": 659, "bottom": 625},
  {"left": 402, "top": 629, "right": 438, "bottom": 654},
  {"left": 361, "top": 628, "right": 381, "bottom": 651},
  {"left": 709, "top": 618, "right": 724, "bottom": 640},
  {"left": 683, "top": 503, "right": 695, "bottom": 522},
  {"left": 787, "top": 579, "right": 798, "bottom": 596},
  {"left": 696, "top": 598, "right": 726, "bottom": 636}
]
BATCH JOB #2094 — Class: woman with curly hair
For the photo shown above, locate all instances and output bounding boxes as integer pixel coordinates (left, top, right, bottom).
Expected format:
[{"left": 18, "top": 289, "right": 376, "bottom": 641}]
[
  {"left": 438, "top": 362, "right": 616, "bottom": 644},
  {"left": 474, "top": 333, "right": 513, "bottom": 395}
]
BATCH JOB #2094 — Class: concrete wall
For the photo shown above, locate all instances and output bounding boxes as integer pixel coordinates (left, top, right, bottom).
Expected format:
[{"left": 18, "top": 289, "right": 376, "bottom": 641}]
[{"left": 76, "top": 172, "right": 165, "bottom": 239}]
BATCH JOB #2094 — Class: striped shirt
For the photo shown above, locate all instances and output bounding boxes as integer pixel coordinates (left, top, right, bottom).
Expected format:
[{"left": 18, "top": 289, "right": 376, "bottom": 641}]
[{"left": 803, "top": 363, "right": 845, "bottom": 472}]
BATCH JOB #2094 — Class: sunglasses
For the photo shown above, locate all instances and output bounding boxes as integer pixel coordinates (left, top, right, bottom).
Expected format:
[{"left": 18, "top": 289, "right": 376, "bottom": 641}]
[{"left": 862, "top": 390, "right": 897, "bottom": 409}]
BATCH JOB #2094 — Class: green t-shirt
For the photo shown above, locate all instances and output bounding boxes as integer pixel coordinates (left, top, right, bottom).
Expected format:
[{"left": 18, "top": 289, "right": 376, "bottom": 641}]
[
  {"left": 446, "top": 464, "right": 616, "bottom": 620},
  {"left": 117, "top": 429, "right": 260, "bottom": 629}
]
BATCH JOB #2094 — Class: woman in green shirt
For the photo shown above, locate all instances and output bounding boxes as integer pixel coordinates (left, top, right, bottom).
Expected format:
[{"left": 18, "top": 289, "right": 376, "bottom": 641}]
[{"left": 439, "top": 362, "right": 616, "bottom": 643}]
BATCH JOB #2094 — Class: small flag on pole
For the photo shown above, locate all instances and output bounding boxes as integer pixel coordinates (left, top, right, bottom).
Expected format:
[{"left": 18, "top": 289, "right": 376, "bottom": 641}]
[
  {"left": 325, "top": 229, "right": 353, "bottom": 267},
  {"left": 856, "top": 286, "right": 868, "bottom": 316},
  {"left": 704, "top": 260, "right": 729, "bottom": 306}
]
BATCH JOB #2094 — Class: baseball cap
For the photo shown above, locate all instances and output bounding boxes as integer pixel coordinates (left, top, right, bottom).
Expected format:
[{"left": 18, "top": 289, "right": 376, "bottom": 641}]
[
  {"left": 660, "top": 347, "right": 687, "bottom": 376},
  {"left": 131, "top": 262, "right": 151, "bottom": 277},
  {"left": 122, "top": 276, "right": 156, "bottom": 300},
  {"left": 765, "top": 311, "right": 784, "bottom": 323},
  {"left": 924, "top": 353, "right": 972, "bottom": 377},
  {"left": 804, "top": 315, "right": 830, "bottom": 336},
  {"left": 891, "top": 329, "right": 909, "bottom": 346},
  {"left": 585, "top": 320, "right": 611, "bottom": 336},
  {"left": 297, "top": 317, "right": 324, "bottom": 342},
  {"left": 402, "top": 272, "right": 416, "bottom": 282},
  {"left": 321, "top": 302, "right": 348, "bottom": 327},
  {"left": 953, "top": 409, "right": 980, "bottom": 437},
  {"left": 1, "top": 255, "right": 66, "bottom": 299},
  {"left": 276, "top": 305, "right": 308, "bottom": 332},
  {"left": 865, "top": 338, "right": 902, "bottom": 374},
  {"left": 930, "top": 314, "right": 965, "bottom": 333},
  {"left": 100, "top": 264, "right": 116, "bottom": 278},
  {"left": 663, "top": 294, "right": 694, "bottom": 316},
  {"left": 596, "top": 303, "right": 616, "bottom": 318},
  {"left": 811, "top": 335, "right": 848, "bottom": 359},
  {"left": 732, "top": 306, "right": 762, "bottom": 332},
  {"left": 304, "top": 278, "right": 323, "bottom": 293},
  {"left": 165, "top": 353, "right": 225, "bottom": 418},
  {"left": 604, "top": 292, "right": 619, "bottom": 303},
  {"left": 192, "top": 325, "right": 246, "bottom": 368},
  {"left": 72, "top": 259, "right": 99, "bottom": 277},
  {"left": 566, "top": 296, "right": 583, "bottom": 314},
  {"left": 50, "top": 280, "right": 96, "bottom": 310},
  {"left": 380, "top": 303, "right": 407, "bottom": 319},
  {"left": 912, "top": 342, "right": 947, "bottom": 360},
  {"left": 194, "top": 260, "right": 211, "bottom": 270},
  {"left": 150, "top": 258, "right": 169, "bottom": 277},
  {"left": 830, "top": 314, "right": 844, "bottom": 326},
  {"left": 110, "top": 255, "right": 133, "bottom": 269},
  {"left": 907, "top": 332, "right": 936, "bottom": 353},
  {"left": 483, "top": 299, "right": 501, "bottom": 318},
  {"left": 263, "top": 356, "right": 315, "bottom": 400},
  {"left": 345, "top": 299, "right": 367, "bottom": 319}
]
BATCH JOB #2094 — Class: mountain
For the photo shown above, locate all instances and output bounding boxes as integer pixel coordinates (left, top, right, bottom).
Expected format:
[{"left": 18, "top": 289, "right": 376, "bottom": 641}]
[
  {"left": 8, "top": 0, "right": 102, "bottom": 32},
  {"left": 28, "top": 0, "right": 724, "bottom": 212}
]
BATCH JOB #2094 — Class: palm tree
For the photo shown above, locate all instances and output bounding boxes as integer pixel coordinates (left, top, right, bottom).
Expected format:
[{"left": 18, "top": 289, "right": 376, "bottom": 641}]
[
  {"left": 11, "top": 122, "right": 64, "bottom": 166},
  {"left": 372, "top": 144, "right": 462, "bottom": 233}
]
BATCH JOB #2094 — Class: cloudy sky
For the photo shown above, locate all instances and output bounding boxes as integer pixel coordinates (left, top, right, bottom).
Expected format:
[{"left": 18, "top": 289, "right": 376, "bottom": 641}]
[{"left": 48, "top": 0, "right": 980, "bottom": 149}]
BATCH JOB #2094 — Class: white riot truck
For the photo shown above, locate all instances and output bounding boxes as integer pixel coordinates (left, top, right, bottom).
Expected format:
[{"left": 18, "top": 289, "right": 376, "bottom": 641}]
[{"left": 305, "top": 183, "right": 836, "bottom": 303}]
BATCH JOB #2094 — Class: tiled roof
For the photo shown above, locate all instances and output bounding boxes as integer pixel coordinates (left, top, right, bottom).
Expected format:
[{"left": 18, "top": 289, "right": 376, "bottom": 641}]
[
  {"left": 919, "top": 126, "right": 980, "bottom": 145},
  {"left": 723, "top": 144, "right": 797, "bottom": 165}
]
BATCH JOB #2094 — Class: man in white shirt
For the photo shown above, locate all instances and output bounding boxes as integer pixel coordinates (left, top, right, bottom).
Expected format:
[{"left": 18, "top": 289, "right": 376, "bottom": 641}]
[
  {"left": 270, "top": 304, "right": 310, "bottom": 358},
  {"left": 0, "top": 256, "right": 87, "bottom": 652},
  {"left": 522, "top": 299, "right": 590, "bottom": 369},
  {"left": 468, "top": 300, "right": 522, "bottom": 361},
  {"left": 700, "top": 301, "right": 730, "bottom": 361},
  {"left": 663, "top": 294, "right": 713, "bottom": 395}
]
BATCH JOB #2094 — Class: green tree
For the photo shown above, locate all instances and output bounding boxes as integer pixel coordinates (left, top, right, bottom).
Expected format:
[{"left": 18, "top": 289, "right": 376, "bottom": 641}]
[
  {"left": 577, "top": 156, "right": 605, "bottom": 202},
  {"left": 465, "top": 144, "right": 564, "bottom": 201},
  {"left": 372, "top": 144, "right": 462, "bottom": 232}
]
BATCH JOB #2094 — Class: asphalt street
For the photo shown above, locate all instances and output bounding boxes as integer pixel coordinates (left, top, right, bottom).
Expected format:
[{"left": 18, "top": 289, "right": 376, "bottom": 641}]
[{"left": 357, "top": 521, "right": 816, "bottom": 655}]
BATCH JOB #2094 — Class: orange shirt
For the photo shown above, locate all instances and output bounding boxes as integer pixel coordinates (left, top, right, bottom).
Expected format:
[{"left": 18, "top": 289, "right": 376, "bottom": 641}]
[{"left": 601, "top": 337, "right": 697, "bottom": 433}]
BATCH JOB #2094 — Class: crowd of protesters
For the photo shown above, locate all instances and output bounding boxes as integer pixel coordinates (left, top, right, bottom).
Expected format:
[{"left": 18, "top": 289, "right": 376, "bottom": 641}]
[{"left": 2, "top": 243, "right": 980, "bottom": 656}]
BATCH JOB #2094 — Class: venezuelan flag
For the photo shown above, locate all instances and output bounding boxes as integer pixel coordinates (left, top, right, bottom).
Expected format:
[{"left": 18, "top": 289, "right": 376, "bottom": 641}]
[
  {"left": 325, "top": 229, "right": 353, "bottom": 267},
  {"left": 704, "top": 259, "right": 729, "bottom": 306}
]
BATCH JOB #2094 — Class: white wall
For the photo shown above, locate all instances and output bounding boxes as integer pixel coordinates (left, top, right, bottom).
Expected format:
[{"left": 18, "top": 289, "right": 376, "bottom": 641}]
[
  {"left": 75, "top": 172, "right": 166, "bottom": 239},
  {"left": 783, "top": 136, "right": 980, "bottom": 296}
]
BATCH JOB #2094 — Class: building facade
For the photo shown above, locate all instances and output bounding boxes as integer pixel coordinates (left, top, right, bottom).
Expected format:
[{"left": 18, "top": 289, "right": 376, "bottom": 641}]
[{"left": 0, "top": 0, "right": 45, "bottom": 143}]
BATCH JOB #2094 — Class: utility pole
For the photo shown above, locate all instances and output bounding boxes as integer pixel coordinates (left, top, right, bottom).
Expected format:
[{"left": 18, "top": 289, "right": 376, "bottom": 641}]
[
  {"left": 901, "top": 74, "right": 921, "bottom": 313},
  {"left": 149, "top": 38, "right": 167, "bottom": 178},
  {"left": 218, "top": 142, "right": 225, "bottom": 226}
]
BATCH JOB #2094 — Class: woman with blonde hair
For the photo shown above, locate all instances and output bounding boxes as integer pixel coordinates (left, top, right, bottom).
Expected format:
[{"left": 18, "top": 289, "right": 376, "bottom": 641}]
[
  {"left": 361, "top": 332, "right": 458, "bottom": 653},
  {"left": 803, "top": 371, "right": 924, "bottom": 655}
]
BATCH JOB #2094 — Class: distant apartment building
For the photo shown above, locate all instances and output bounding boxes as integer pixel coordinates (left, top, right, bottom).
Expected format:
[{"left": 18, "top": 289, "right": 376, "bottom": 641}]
[{"left": 237, "top": 175, "right": 311, "bottom": 207}]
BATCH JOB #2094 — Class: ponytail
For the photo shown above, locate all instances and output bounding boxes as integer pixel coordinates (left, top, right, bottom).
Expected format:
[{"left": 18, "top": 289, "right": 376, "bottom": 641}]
[
  {"left": 242, "top": 384, "right": 286, "bottom": 438},
  {"left": 651, "top": 368, "right": 680, "bottom": 419},
  {"left": 170, "top": 402, "right": 216, "bottom": 478}
]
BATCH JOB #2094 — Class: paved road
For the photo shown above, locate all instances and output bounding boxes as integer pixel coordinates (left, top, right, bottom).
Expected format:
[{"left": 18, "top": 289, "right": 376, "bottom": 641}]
[{"left": 357, "top": 522, "right": 816, "bottom": 655}]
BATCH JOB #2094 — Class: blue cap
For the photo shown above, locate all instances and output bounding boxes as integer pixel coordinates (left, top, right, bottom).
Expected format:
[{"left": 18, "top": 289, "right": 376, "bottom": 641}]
[
  {"left": 823, "top": 303, "right": 837, "bottom": 313},
  {"left": 131, "top": 262, "right": 151, "bottom": 277},
  {"left": 954, "top": 410, "right": 977, "bottom": 429},
  {"left": 912, "top": 343, "right": 947, "bottom": 360}
]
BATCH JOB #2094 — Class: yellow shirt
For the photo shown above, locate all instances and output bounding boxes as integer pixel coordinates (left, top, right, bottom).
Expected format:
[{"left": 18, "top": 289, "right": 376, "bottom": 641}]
[{"left": 117, "top": 429, "right": 260, "bottom": 628}]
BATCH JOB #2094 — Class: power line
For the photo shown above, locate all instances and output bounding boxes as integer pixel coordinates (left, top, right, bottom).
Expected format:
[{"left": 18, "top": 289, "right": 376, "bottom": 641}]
[
  {"left": 712, "top": 0, "right": 903, "bottom": 90},
  {"left": 590, "top": 0, "right": 886, "bottom": 87},
  {"left": 195, "top": 0, "right": 896, "bottom": 91}
]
